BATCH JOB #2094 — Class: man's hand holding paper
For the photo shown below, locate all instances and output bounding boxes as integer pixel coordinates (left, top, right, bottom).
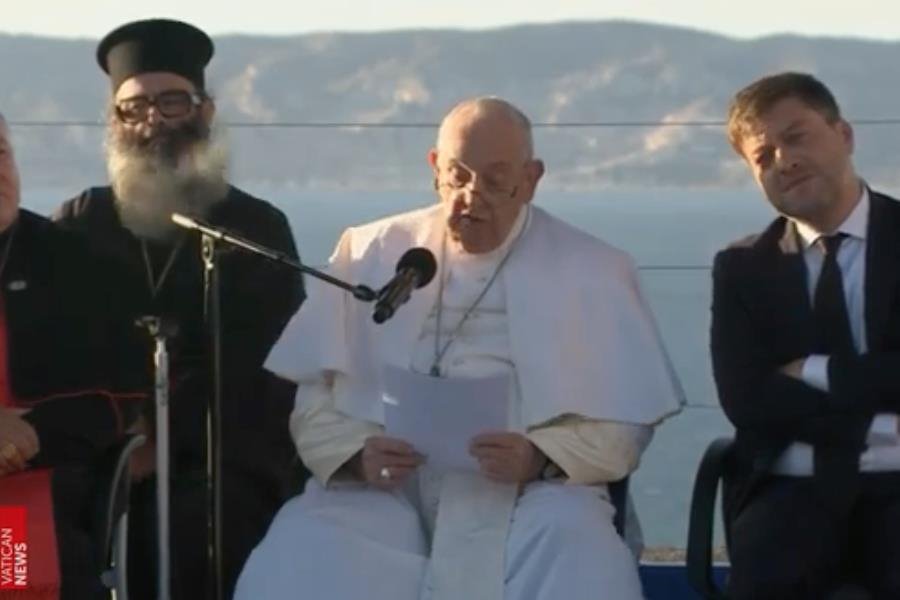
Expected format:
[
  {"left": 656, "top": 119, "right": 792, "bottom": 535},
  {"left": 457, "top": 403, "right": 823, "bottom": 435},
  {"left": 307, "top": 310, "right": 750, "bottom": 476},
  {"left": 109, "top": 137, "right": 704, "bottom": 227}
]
[
  {"left": 469, "top": 431, "right": 548, "bottom": 484},
  {"left": 352, "top": 435, "right": 426, "bottom": 490}
]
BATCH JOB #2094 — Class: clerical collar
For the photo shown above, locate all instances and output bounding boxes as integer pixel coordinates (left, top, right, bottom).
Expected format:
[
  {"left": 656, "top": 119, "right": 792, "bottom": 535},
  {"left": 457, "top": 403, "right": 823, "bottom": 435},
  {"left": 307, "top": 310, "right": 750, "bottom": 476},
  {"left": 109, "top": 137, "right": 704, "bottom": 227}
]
[
  {"left": 794, "top": 184, "right": 869, "bottom": 248},
  {"left": 446, "top": 204, "right": 531, "bottom": 264}
]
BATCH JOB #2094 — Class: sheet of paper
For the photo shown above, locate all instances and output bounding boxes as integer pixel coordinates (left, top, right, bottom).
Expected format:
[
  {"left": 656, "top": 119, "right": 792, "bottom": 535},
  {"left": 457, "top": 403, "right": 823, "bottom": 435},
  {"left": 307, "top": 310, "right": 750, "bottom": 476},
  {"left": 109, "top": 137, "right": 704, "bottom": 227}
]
[{"left": 382, "top": 365, "right": 509, "bottom": 471}]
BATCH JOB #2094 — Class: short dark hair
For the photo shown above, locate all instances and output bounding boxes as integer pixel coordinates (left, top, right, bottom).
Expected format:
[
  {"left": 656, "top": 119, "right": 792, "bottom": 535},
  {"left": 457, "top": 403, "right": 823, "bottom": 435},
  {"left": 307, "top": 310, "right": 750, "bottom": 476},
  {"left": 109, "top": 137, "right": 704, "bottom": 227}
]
[{"left": 727, "top": 72, "right": 842, "bottom": 154}]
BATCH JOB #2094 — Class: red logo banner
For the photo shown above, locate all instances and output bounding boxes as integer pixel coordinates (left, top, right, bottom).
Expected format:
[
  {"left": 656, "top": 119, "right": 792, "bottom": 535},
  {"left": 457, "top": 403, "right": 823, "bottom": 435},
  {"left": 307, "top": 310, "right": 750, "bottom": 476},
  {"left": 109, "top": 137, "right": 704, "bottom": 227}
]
[{"left": 0, "top": 505, "right": 28, "bottom": 589}]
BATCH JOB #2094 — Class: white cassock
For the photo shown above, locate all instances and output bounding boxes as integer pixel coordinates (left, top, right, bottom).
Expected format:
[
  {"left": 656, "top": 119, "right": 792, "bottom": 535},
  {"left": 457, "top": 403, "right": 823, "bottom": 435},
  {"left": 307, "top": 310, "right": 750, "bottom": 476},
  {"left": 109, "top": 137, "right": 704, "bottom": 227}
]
[{"left": 236, "top": 203, "right": 684, "bottom": 600}]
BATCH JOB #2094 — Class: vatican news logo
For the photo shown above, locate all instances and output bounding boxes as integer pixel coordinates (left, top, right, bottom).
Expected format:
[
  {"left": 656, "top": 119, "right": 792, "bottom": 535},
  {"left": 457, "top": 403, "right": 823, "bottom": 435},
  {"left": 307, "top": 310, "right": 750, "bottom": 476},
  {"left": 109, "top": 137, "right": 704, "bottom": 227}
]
[{"left": 0, "top": 506, "right": 27, "bottom": 589}]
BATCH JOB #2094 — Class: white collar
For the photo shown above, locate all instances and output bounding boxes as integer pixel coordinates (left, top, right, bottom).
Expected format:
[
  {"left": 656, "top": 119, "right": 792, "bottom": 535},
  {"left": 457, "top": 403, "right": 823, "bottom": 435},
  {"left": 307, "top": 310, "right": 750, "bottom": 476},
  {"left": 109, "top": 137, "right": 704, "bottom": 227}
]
[
  {"left": 447, "top": 204, "right": 531, "bottom": 265},
  {"left": 794, "top": 184, "right": 869, "bottom": 248}
]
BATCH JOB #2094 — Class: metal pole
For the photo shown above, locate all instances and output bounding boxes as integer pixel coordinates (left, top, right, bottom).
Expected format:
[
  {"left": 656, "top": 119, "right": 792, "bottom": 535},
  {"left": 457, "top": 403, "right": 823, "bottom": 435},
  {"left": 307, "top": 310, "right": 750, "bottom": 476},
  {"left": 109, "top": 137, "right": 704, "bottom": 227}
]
[
  {"left": 201, "top": 235, "right": 224, "bottom": 600},
  {"left": 137, "top": 316, "right": 171, "bottom": 600},
  {"left": 153, "top": 325, "right": 171, "bottom": 600},
  {"left": 171, "top": 213, "right": 376, "bottom": 302}
]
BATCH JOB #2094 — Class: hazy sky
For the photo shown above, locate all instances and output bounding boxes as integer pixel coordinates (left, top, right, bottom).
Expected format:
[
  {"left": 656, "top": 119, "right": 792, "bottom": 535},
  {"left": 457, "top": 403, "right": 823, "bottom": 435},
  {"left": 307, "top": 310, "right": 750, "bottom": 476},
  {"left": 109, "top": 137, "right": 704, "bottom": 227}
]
[{"left": 4, "top": 1, "right": 899, "bottom": 40}]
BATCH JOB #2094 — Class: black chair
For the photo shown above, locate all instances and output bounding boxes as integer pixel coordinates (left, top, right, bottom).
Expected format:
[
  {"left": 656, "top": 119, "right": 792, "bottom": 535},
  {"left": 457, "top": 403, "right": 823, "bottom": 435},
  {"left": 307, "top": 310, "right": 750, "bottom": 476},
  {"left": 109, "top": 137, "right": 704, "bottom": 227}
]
[
  {"left": 686, "top": 436, "right": 734, "bottom": 599},
  {"left": 686, "top": 438, "right": 879, "bottom": 600},
  {"left": 609, "top": 476, "right": 629, "bottom": 538},
  {"left": 93, "top": 433, "right": 146, "bottom": 599}
]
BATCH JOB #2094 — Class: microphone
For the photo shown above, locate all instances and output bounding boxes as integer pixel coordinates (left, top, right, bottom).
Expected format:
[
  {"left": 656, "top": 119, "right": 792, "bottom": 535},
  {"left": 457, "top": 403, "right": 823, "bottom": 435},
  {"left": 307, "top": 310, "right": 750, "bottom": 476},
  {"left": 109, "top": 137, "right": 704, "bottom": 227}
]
[
  {"left": 171, "top": 212, "right": 201, "bottom": 230},
  {"left": 172, "top": 213, "right": 226, "bottom": 240},
  {"left": 373, "top": 248, "right": 437, "bottom": 324}
]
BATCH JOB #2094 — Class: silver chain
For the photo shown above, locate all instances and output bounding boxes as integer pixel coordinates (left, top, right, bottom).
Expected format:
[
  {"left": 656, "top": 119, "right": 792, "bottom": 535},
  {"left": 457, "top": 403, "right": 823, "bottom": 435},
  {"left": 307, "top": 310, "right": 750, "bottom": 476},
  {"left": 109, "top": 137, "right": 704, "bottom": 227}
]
[{"left": 429, "top": 207, "right": 531, "bottom": 377}]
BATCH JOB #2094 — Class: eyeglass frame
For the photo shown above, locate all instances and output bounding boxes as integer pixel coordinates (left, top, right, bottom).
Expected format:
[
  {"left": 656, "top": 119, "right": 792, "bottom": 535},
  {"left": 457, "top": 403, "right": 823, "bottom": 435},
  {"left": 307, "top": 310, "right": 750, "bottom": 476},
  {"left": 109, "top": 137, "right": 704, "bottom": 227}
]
[
  {"left": 114, "top": 90, "right": 207, "bottom": 124},
  {"left": 434, "top": 157, "right": 534, "bottom": 204}
]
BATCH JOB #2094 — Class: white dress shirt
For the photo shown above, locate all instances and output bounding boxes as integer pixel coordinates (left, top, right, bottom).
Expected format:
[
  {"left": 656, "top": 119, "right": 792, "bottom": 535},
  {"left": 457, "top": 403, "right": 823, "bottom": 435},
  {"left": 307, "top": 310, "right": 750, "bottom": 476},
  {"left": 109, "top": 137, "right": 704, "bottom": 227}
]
[{"left": 773, "top": 187, "right": 900, "bottom": 475}]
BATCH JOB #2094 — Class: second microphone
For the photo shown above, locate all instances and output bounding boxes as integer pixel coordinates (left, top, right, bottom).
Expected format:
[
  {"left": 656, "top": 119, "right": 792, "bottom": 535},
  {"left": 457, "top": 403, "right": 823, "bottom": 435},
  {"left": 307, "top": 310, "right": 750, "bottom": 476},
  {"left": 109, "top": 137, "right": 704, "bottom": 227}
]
[{"left": 373, "top": 248, "right": 437, "bottom": 324}]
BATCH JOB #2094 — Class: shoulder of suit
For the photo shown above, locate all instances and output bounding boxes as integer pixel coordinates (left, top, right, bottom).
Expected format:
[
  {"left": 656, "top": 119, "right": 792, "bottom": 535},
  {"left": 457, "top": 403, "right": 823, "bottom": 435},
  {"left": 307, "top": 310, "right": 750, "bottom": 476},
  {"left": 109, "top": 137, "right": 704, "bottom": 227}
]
[
  {"left": 717, "top": 215, "right": 787, "bottom": 261},
  {"left": 714, "top": 235, "right": 764, "bottom": 276},
  {"left": 11, "top": 209, "right": 52, "bottom": 249},
  {"left": 869, "top": 188, "right": 898, "bottom": 200},
  {"left": 870, "top": 188, "right": 900, "bottom": 210},
  {"left": 17, "top": 208, "right": 49, "bottom": 229},
  {"left": 722, "top": 232, "right": 764, "bottom": 251},
  {"left": 16, "top": 208, "right": 76, "bottom": 241},
  {"left": 14, "top": 207, "right": 98, "bottom": 262}
]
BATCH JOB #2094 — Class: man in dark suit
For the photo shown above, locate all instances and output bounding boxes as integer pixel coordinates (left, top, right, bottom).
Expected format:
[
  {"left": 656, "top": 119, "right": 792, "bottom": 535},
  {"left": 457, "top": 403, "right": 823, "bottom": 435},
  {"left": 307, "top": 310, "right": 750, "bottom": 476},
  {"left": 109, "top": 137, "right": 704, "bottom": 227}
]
[{"left": 711, "top": 72, "right": 900, "bottom": 599}]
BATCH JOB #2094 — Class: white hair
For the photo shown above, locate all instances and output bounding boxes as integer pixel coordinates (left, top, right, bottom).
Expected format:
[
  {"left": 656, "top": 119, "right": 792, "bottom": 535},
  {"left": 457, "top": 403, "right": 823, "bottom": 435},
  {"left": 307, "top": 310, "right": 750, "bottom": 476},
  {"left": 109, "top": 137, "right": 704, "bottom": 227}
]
[{"left": 435, "top": 96, "right": 534, "bottom": 160}]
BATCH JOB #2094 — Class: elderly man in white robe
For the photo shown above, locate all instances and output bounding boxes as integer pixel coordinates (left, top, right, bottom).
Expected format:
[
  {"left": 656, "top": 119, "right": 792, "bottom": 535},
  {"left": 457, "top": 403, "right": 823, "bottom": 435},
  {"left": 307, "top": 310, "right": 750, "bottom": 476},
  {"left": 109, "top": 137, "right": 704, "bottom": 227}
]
[{"left": 236, "top": 97, "right": 683, "bottom": 600}]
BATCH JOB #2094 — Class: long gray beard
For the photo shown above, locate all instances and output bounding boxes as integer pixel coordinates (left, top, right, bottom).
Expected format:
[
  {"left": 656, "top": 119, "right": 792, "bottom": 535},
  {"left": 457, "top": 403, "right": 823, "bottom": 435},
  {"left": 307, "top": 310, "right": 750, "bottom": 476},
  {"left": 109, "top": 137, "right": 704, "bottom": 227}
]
[{"left": 106, "top": 128, "right": 230, "bottom": 241}]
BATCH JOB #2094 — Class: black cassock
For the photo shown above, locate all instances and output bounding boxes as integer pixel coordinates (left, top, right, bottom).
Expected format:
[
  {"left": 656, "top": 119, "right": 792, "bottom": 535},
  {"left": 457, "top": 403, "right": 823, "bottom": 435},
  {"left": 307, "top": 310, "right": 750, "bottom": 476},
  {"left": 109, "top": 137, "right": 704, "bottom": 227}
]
[
  {"left": 0, "top": 208, "right": 146, "bottom": 599},
  {"left": 55, "top": 186, "right": 306, "bottom": 599}
]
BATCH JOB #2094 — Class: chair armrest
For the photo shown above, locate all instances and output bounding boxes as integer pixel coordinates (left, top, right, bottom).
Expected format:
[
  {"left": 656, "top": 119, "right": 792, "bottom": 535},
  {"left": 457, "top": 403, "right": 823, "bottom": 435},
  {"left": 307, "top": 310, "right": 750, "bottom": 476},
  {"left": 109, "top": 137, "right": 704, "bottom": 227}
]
[
  {"left": 92, "top": 433, "right": 146, "bottom": 572},
  {"left": 686, "top": 436, "right": 734, "bottom": 600},
  {"left": 608, "top": 476, "right": 629, "bottom": 537}
]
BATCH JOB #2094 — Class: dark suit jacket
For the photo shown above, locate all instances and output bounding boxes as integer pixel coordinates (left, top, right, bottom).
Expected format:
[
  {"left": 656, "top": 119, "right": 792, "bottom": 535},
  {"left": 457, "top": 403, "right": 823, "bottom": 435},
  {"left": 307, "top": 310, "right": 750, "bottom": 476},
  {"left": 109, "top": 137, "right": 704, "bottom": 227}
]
[
  {"left": 0, "top": 209, "right": 148, "bottom": 600},
  {"left": 4, "top": 209, "right": 146, "bottom": 463},
  {"left": 710, "top": 189, "right": 900, "bottom": 510}
]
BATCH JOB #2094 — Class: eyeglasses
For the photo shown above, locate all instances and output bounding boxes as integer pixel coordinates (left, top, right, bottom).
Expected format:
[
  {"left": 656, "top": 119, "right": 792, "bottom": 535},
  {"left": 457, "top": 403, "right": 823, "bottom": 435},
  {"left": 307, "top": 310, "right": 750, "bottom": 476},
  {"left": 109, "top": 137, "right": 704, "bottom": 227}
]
[
  {"left": 436, "top": 160, "right": 523, "bottom": 204},
  {"left": 114, "top": 90, "right": 205, "bottom": 124}
]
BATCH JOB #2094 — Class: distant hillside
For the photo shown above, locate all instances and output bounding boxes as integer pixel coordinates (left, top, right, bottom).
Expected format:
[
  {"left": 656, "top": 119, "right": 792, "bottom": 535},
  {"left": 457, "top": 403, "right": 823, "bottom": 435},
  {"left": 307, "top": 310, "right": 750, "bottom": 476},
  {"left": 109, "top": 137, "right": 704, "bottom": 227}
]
[{"left": 1, "top": 21, "right": 898, "bottom": 190}]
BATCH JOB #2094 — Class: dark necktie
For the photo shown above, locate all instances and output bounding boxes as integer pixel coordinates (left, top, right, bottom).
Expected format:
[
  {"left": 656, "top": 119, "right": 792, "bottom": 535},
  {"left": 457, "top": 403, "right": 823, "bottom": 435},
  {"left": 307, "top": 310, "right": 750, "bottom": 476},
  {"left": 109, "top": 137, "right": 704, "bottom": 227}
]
[
  {"left": 810, "top": 233, "right": 866, "bottom": 516},
  {"left": 812, "top": 233, "right": 854, "bottom": 355}
]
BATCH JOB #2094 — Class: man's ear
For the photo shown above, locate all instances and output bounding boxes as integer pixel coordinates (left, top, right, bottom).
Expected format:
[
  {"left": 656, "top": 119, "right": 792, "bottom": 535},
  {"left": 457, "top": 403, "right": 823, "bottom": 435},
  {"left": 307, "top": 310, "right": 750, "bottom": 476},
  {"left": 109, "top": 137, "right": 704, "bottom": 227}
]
[
  {"left": 838, "top": 119, "right": 854, "bottom": 155},
  {"left": 527, "top": 159, "right": 545, "bottom": 187},
  {"left": 201, "top": 96, "right": 216, "bottom": 125}
]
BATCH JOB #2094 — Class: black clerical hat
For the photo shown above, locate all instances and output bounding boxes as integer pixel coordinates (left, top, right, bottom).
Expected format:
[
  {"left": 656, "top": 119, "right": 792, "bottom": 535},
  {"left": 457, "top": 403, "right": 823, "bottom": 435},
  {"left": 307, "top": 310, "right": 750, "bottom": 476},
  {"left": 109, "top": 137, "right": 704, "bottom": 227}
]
[{"left": 97, "top": 19, "right": 214, "bottom": 91}]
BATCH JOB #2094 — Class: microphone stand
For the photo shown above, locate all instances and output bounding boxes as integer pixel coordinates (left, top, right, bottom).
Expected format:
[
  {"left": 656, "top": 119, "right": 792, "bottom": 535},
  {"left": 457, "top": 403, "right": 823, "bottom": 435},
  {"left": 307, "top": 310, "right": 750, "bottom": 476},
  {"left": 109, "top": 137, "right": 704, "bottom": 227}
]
[
  {"left": 172, "top": 213, "right": 376, "bottom": 600},
  {"left": 136, "top": 316, "right": 174, "bottom": 600},
  {"left": 172, "top": 213, "right": 377, "bottom": 302},
  {"left": 201, "top": 235, "right": 224, "bottom": 600}
]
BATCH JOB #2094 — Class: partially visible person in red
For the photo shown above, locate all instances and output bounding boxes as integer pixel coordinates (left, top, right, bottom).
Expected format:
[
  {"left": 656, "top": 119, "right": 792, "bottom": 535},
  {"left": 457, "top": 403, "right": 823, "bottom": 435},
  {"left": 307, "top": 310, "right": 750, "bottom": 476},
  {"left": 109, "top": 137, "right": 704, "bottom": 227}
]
[{"left": 0, "top": 112, "right": 147, "bottom": 600}]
